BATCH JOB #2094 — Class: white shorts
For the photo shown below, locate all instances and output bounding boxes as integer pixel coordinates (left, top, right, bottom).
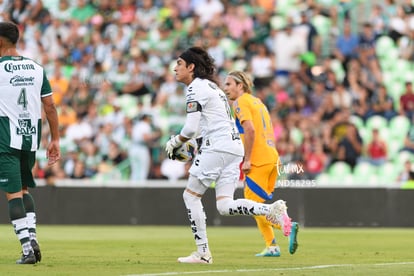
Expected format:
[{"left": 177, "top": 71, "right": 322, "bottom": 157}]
[{"left": 189, "top": 150, "right": 243, "bottom": 192}]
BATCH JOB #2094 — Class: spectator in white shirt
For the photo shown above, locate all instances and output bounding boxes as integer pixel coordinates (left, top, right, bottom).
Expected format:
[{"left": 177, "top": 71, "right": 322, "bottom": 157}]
[
  {"left": 272, "top": 24, "right": 307, "bottom": 87},
  {"left": 194, "top": 0, "right": 224, "bottom": 26}
]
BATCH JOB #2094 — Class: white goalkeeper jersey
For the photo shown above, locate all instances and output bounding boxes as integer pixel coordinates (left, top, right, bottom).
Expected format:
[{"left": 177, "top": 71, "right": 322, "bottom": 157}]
[
  {"left": 184, "top": 77, "right": 244, "bottom": 156},
  {"left": 0, "top": 56, "right": 52, "bottom": 152}
]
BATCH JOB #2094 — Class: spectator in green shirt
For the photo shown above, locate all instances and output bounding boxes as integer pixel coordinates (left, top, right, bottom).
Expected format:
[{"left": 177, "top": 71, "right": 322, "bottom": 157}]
[{"left": 71, "top": 0, "right": 96, "bottom": 24}]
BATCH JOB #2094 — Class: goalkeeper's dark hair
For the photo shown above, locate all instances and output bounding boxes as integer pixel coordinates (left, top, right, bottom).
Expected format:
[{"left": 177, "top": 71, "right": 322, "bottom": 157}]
[
  {"left": 0, "top": 21, "right": 19, "bottom": 45},
  {"left": 179, "top": 46, "right": 219, "bottom": 85}
]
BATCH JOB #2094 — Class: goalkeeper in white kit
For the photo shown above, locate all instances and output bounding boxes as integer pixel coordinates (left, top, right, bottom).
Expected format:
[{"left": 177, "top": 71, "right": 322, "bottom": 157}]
[{"left": 165, "top": 46, "right": 293, "bottom": 264}]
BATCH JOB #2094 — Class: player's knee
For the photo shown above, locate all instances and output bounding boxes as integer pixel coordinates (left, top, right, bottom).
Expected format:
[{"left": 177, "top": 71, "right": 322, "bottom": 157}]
[
  {"left": 182, "top": 190, "right": 198, "bottom": 206},
  {"left": 216, "top": 198, "right": 231, "bottom": 215}
]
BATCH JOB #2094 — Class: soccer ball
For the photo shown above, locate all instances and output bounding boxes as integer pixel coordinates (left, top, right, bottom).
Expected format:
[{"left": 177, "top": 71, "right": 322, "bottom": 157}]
[{"left": 172, "top": 139, "right": 197, "bottom": 162}]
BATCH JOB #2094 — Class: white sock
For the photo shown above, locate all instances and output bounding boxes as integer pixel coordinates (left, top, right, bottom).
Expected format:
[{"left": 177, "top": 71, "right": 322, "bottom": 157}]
[
  {"left": 217, "top": 198, "right": 270, "bottom": 216},
  {"left": 183, "top": 192, "right": 208, "bottom": 246},
  {"left": 12, "top": 217, "right": 31, "bottom": 255},
  {"left": 22, "top": 241, "right": 32, "bottom": 255},
  {"left": 197, "top": 243, "right": 210, "bottom": 255},
  {"left": 26, "top": 212, "right": 37, "bottom": 241}
]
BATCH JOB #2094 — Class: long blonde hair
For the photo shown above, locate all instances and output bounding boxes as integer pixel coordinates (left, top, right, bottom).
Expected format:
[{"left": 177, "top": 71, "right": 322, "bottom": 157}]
[{"left": 227, "top": 71, "right": 254, "bottom": 94}]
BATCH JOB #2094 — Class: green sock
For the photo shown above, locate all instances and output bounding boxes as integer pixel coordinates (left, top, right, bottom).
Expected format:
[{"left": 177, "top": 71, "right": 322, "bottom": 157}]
[
  {"left": 23, "top": 193, "right": 37, "bottom": 240},
  {"left": 9, "top": 198, "right": 30, "bottom": 253}
]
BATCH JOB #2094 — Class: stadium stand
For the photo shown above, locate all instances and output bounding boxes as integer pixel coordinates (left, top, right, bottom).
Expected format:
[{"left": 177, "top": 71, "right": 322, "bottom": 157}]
[{"left": 2, "top": 0, "right": 413, "bottom": 187}]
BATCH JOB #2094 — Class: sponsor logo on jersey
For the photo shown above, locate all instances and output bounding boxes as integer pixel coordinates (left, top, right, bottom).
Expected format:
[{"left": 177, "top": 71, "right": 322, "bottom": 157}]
[
  {"left": 10, "top": 75, "right": 35, "bottom": 86},
  {"left": 4, "top": 62, "right": 35, "bottom": 73},
  {"left": 16, "top": 119, "right": 36, "bottom": 135}
]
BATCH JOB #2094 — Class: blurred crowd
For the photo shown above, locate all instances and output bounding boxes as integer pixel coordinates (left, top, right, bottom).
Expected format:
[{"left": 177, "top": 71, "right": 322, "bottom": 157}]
[{"left": 2, "top": 0, "right": 414, "bottom": 184}]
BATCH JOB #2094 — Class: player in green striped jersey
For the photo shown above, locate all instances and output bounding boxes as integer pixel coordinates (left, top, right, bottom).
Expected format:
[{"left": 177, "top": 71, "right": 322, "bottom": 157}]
[{"left": 0, "top": 21, "right": 60, "bottom": 264}]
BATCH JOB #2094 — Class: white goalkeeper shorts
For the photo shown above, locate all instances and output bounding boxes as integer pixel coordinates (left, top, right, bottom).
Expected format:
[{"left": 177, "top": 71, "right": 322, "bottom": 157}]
[{"left": 188, "top": 150, "right": 242, "bottom": 195}]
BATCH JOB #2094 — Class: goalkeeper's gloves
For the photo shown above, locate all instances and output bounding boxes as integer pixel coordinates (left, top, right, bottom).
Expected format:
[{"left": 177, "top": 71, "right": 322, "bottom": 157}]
[{"left": 165, "top": 135, "right": 183, "bottom": 160}]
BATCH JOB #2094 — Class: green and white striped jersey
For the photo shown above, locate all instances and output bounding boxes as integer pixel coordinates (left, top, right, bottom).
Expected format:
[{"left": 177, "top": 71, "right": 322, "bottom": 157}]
[{"left": 0, "top": 56, "right": 52, "bottom": 152}]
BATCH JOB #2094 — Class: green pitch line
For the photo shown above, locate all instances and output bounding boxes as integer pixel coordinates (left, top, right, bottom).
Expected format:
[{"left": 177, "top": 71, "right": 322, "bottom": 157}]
[{"left": 0, "top": 225, "right": 413, "bottom": 276}]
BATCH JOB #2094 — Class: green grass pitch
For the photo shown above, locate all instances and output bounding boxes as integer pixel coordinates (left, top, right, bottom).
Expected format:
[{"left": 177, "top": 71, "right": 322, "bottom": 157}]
[{"left": 0, "top": 225, "right": 413, "bottom": 275}]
